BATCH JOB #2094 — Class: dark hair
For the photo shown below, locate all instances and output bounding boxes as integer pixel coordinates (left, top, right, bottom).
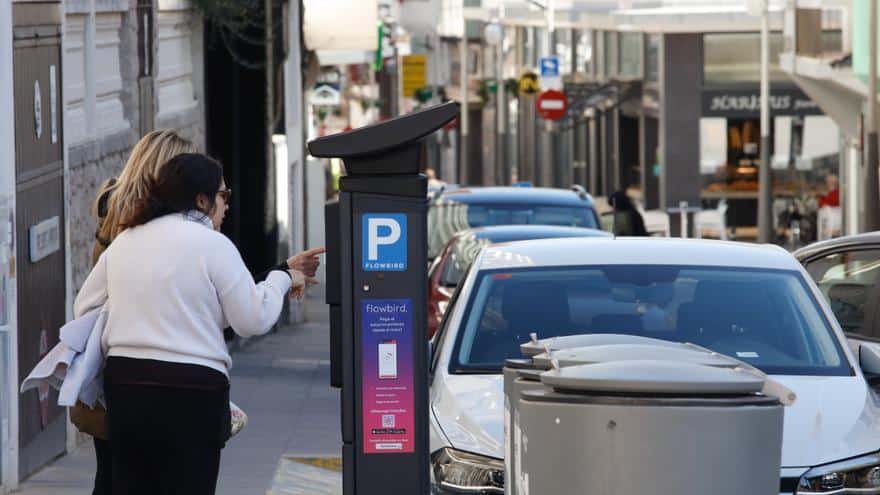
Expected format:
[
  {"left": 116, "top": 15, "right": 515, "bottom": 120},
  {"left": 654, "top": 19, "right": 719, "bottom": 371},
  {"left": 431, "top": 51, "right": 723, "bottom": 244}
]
[{"left": 123, "top": 153, "right": 223, "bottom": 228}]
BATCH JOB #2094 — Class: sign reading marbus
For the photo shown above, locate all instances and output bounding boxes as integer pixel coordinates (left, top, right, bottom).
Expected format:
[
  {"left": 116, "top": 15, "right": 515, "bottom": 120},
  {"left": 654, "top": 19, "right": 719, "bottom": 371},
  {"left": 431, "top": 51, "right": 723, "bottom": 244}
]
[{"left": 362, "top": 214, "right": 408, "bottom": 271}]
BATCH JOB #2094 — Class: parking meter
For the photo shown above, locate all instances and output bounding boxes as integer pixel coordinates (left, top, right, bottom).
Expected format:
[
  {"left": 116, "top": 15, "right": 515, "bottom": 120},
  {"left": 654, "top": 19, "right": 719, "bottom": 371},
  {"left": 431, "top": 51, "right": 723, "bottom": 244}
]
[{"left": 310, "top": 102, "right": 460, "bottom": 495}]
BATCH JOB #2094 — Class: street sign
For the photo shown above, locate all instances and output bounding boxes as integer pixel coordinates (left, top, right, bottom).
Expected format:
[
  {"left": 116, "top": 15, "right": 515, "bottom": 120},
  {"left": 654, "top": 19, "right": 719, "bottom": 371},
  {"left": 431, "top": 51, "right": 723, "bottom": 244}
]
[
  {"left": 539, "top": 56, "right": 559, "bottom": 78},
  {"left": 537, "top": 89, "right": 567, "bottom": 121},
  {"left": 519, "top": 72, "right": 540, "bottom": 96},
  {"left": 362, "top": 214, "right": 407, "bottom": 271},
  {"left": 402, "top": 54, "right": 427, "bottom": 98},
  {"left": 310, "top": 84, "right": 341, "bottom": 106},
  {"left": 539, "top": 55, "right": 561, "bottom": 90}
]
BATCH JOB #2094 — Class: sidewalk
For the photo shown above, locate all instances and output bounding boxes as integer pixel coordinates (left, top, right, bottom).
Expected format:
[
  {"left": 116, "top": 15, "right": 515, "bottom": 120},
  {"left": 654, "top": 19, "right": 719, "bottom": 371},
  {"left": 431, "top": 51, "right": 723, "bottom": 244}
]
[{"left": 13, "top": 298, "right": 341, "bottom": 495}]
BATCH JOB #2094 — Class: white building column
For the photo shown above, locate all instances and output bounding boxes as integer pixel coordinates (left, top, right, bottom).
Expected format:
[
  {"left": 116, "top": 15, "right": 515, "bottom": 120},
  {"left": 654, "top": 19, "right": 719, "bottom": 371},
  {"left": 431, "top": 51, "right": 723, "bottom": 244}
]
[{"left": 285, "top": 1, "right": 306, "bottom": 319}]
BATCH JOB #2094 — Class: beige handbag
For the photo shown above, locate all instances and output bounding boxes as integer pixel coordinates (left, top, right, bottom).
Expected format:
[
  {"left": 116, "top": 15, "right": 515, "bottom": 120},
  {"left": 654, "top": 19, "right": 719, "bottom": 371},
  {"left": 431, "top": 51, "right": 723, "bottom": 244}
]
[
  {"left": 70, "top": 400, "right": 108, "bottom": 440},
  {"left": 70, "top": 399, "right": 247, "bottom": 441}
]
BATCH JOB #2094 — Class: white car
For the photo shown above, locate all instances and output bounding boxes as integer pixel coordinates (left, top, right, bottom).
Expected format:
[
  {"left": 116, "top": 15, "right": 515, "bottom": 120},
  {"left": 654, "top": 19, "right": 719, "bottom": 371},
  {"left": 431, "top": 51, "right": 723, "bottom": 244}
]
[{"left": 429, "top": 237, "right": 880, "bottom": 495}]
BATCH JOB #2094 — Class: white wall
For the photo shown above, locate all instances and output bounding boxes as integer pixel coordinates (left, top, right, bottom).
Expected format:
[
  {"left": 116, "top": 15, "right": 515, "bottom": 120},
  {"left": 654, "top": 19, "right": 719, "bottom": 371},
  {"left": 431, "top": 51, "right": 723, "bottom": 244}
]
[
  {"left": 156, "top": 6, "right": 199, "bottom": 122},
  {"left": 64, "top": 0, "right": 130, "bottom": 147}
]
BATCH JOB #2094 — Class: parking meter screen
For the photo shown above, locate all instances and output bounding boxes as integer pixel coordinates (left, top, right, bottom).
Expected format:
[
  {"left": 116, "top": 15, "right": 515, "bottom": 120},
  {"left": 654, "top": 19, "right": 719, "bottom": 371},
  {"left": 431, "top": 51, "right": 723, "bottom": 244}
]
[{"left": 362, "top": 300, "right": 415, "bottom": 454}]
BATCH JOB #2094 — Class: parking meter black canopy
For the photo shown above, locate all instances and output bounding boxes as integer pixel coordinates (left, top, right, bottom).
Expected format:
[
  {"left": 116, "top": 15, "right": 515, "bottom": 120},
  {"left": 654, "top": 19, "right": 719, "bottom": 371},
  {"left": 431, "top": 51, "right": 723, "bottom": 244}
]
[{"left": 307, "top": 102, "right": 459, "bottom": 175}]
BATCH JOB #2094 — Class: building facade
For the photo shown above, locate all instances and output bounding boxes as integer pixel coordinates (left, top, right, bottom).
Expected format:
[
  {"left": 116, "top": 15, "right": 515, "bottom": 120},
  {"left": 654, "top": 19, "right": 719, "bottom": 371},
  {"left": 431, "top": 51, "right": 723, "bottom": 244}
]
[
  {"left": 780, "top": 0, "right": 876, "bottom": 235},
  {"left": 1, "top": 0, "right": 205, "bottom": 489},
  {"left": 452, "top": 1, "right": 844, "bottom": 240}
]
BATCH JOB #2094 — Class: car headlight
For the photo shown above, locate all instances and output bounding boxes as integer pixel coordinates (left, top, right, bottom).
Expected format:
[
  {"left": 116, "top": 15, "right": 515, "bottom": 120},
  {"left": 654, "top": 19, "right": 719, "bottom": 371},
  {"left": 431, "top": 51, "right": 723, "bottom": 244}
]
[
  {"left": 431, "top": 447, "right": 504, "bottom": 494},
  {"left": 798, "top": 453, "right": 880, "bottom": 493}
]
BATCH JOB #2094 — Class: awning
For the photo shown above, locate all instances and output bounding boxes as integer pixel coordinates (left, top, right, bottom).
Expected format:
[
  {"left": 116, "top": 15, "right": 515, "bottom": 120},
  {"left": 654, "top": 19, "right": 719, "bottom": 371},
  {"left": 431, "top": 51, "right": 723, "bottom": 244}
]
[{"left": 303, "top": 0, "right": 378, "bottom": 52}]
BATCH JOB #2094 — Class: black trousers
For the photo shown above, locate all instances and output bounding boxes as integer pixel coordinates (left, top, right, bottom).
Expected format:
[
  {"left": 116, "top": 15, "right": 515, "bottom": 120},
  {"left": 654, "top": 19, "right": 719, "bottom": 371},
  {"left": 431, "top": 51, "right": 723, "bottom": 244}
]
[
  {"left": 92, "top": 437, "right": 112, "bottom": 495},
  {"left": 104, "top": 381, "right": 230, "bottom": 495}
]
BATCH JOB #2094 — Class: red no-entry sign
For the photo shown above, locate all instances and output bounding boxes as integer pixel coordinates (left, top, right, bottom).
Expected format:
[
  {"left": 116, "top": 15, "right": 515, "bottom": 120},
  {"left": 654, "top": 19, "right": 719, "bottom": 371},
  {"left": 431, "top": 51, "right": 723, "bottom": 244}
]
[{"left": 537, "top": 89, "right": 567, "bottom": 121}]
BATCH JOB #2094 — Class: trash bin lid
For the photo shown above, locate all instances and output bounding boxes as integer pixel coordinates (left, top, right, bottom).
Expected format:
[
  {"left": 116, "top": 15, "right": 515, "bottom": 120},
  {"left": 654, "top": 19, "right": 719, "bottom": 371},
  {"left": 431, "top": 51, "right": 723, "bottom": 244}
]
[
  {"left": 504, "top": 358, "right": 542, "bottom": 371},
  {"left": 541, "top": 360, "right": 765, "bottom": 395},
  {"left": 520, "top": 334, "right": 679, "bottom": 357},
  {"left": 531, "top": 344, "right": 741, "bottom": 369},
  {"left": 516, "top": 369, "right": 545, "bottom": 382}
]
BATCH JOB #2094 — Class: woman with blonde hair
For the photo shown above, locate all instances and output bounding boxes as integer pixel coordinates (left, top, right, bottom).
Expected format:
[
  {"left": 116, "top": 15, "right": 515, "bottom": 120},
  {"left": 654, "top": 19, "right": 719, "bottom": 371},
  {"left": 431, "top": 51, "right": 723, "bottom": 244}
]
[
  {"left": 77, "top": 131, "right": 324, "bottom": 494},
  {"left": 91, "top": 129, "right": 198, "bottom": 264},
  {"left": 74, "top": 129, "right": 197, "bottom": 495}
]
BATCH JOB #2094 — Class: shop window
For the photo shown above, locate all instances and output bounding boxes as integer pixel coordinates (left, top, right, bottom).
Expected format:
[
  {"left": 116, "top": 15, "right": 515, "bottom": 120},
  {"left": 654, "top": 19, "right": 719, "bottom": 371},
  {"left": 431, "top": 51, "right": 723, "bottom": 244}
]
[
  {"left": 578, "top": 30, "right": 594, "bottom": 75},
  {"left": 557, "top": 29, "right": 574, "bottom": 76},
  {"left": 822, "top": 30, "right": 843, "bottom": 53},
  {"left": 646, "top": 34, "right": 660, "bottom": 83},
  {"left": 700, "top": 118, "right": 728, "bottom": 176},
  {"left": 700, "top": 115, "right": 840, "bottom": 240},
  {"left": 703, "top": 33, "right": 787, "bottom": 83},
  {"left": 604, "top": 31, "right": 618, "bottom": 78},
  {"left": 619, "top": 32, "right": 643, "bottom": 78}
]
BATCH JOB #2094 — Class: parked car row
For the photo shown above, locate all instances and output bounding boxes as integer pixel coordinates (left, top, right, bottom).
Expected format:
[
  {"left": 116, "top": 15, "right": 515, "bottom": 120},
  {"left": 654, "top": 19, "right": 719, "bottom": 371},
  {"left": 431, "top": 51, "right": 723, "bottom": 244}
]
[
  {"left": 425, "top": 221, "right": 880, "bottom": 494},
  {"left": 427, "top": 185, "right": 605, "bottom": 336}
]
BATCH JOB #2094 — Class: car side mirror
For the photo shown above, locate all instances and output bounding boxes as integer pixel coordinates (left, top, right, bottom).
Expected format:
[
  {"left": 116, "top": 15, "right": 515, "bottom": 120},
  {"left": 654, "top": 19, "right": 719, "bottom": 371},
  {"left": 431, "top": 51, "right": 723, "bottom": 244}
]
[{"left": 859, "top": 343, "right": 880, "bottom": 385}]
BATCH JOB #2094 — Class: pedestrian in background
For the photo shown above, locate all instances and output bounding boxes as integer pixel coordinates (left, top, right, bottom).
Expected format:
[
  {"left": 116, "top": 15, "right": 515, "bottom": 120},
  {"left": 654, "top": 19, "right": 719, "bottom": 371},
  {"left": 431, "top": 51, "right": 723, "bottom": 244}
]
[
  {"left": 610, "top": 190, "right": 649, "bottom": 236},
  {"left": 75, "top": 129, "right": 198, "bottom": 495},
  {"left": 75, "top": 153, "right": 310, "bottom": 494}
]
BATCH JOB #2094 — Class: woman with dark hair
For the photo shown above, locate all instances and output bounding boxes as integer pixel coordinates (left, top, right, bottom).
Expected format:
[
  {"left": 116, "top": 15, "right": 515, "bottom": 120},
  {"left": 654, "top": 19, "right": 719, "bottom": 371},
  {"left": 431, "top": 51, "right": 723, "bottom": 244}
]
[
  {"left": 73, "top": 153, "right": 305, "bottom": 494},
  {"left": 609, "top": 190, "right": 649, "bottom": 237}
]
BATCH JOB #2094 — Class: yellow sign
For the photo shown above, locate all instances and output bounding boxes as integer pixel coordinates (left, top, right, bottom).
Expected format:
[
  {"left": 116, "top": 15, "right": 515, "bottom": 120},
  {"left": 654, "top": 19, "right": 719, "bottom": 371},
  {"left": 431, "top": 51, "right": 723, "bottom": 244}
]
[
  {"left": 402, "top": 54, "right": 428, "bottom": 98},
  {"left": 519, "top": 72, "right": 540, "bottom": 95}
]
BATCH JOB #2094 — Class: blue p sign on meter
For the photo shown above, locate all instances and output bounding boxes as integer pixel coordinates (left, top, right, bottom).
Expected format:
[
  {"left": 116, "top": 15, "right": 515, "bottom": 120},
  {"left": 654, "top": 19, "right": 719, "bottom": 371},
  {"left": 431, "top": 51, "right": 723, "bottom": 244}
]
[{"left": 362, "top": 214, "right": 408, "bottom": 271}]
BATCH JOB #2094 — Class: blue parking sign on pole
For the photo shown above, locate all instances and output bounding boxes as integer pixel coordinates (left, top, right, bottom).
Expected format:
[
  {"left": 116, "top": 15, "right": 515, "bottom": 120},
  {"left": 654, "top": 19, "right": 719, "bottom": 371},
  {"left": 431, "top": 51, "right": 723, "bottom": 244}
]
[
  {"left": 539, "top": 56, "right": 561, "bottom": 90},
  {"left": 540, "top": 56, "right": 559, "bottom": 78}
]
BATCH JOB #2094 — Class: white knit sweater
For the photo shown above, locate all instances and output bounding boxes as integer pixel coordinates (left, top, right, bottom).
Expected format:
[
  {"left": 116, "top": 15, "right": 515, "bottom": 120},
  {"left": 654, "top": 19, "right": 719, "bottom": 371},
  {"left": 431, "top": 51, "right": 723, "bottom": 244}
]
[{"left": 73, "top": 213, "right": 292, "bottom": 376}]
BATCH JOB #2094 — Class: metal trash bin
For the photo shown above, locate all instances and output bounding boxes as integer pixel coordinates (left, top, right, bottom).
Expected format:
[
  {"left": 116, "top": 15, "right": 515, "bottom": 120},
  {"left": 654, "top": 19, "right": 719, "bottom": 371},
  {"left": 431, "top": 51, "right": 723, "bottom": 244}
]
[
  {"left": 518, "top": 360, "right": 785, "bottom": 495},
  {"left": 504, "top": 341, "right": 752, "bottom": 495}
]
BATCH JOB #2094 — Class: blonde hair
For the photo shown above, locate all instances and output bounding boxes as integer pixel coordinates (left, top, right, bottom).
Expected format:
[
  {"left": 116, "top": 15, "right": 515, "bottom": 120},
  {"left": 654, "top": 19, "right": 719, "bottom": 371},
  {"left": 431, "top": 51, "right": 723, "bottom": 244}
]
[{"left": 91, "top": 129, "right": 197, "bottom": 262}]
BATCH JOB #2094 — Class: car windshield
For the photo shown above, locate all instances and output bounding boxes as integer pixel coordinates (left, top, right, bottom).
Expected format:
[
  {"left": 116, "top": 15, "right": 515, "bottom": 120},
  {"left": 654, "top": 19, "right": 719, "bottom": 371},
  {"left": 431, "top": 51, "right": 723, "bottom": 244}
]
[
  {"left": 428, "top": 202, "right": 598, "bottom": 258},
  {"left": 451, "top": 265, "right": 850, "bottom": 376}
]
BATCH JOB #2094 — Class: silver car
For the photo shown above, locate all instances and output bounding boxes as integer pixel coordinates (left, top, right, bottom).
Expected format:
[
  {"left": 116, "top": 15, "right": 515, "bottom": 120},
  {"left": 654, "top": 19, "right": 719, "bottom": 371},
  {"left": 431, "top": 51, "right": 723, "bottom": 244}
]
[{"left": 430, "top": 237, "right": 880, "bottom": 495}]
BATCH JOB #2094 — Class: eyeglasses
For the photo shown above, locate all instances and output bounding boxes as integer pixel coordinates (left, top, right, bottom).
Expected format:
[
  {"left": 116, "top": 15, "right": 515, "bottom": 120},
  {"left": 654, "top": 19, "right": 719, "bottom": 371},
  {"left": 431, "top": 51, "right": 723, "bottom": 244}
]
[{"left": 217, "top": 188, "right": 232, "bottom": 202}]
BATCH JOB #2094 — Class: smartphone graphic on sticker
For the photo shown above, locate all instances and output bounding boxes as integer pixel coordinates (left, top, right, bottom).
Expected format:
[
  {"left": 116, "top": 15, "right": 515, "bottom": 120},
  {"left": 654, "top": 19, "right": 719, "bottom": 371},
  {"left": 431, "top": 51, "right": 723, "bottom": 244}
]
[{"left": 379, "top": 339, "right": 398, "bottom": 380}]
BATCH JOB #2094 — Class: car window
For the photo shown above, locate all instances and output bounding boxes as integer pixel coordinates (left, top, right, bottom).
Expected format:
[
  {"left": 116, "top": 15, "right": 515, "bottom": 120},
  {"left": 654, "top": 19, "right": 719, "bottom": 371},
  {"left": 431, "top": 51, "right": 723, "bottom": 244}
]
[
  {"left": 439, "top": 236, "right": 489, "bottom": 287},
  {"left": 804, "top": 249, "right": 880, "bottom": 336},
  {"left": 451, "top": 265, "right": 850, "bottom": 376},
  {"left": 432, "top": 261, "right": 474, "bottom": 374},
  {"left": 428, "top": 202, "right": 598, "bottom": 258}
]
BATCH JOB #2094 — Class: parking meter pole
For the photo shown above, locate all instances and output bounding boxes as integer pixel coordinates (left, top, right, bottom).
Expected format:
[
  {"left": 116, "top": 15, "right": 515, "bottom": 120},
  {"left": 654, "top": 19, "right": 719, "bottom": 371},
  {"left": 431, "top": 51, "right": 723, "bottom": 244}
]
[{"left": 312, "top": 102, "right": 460, "bottom": 495}]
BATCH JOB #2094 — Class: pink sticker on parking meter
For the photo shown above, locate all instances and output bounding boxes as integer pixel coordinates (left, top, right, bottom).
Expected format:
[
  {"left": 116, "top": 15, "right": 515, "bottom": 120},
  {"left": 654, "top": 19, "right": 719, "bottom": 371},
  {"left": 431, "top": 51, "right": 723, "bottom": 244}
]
[{"left": 362, "top": 299, "right": 415, "bottom": 454}]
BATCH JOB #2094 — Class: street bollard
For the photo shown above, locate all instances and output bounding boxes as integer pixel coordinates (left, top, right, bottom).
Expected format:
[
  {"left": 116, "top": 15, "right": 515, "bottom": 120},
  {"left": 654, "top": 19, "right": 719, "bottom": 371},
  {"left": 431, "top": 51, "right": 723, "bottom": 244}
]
[{"left": 311, "top": 102, "right": 459, "bottom": 495}]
